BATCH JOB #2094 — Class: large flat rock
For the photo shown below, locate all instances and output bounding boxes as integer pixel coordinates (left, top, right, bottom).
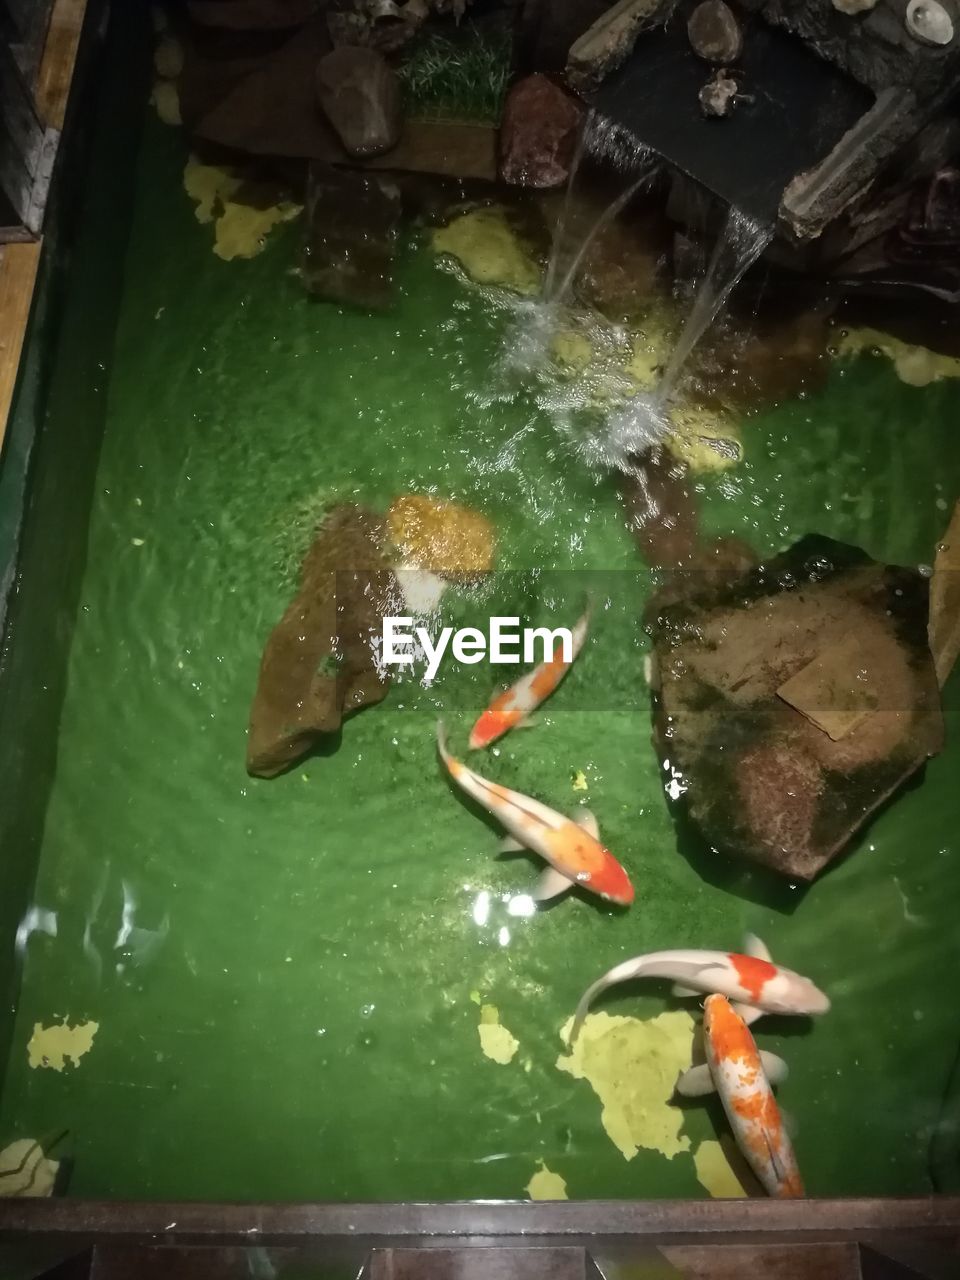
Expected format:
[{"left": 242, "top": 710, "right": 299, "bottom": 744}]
[
  {"left": 247, "top": 505, "right": 395, "bottom": 778},
  {"left": 646, "top": 534, "right": 944, "bottom": 880}
]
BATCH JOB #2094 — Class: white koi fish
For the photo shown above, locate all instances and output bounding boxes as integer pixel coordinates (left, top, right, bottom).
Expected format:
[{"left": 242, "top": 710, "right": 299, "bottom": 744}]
[
  {"left": 437, "top": 722, "right": 633, "bottom": 905},
  {"left": 569, "top": 934, "right": 828, "bottom": 1043},
  {"left": 677, "top": 993, "right": 803, "bottom": 1197}
]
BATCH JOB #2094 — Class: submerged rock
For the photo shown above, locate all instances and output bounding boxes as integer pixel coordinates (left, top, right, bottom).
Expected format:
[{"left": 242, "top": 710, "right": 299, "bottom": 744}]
[
  {"left": 247, "top": 505, "right": 395, "bottom": 778},
  {"left": 646, "top": 535, "right": 944, "bottom": 880},
  {"left": 498, "top": 74, "right": 582, "bottom": 189},
  {"left": 687, "top": 1, "right": 742, "bottom": 64},
  {"left": 301, "top": 162, "right": 400, "bottom": 308},
  {"left": 316, "top": 45, "right": 402, "bottom": 159}
]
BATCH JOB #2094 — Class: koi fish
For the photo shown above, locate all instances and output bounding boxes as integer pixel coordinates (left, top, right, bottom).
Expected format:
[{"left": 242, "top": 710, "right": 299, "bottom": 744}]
[
  {"left": 569, "top": 934, "right": 828, "bottom": 1043},
  {"left": 437, "top": 722, "right": 633, "bottom": 905},
  {"left": 677, "top": 994, "right": 803, "bottom": 1198},
  {"left": 468, "top": 608, "right": 590, "bottom": 749}
]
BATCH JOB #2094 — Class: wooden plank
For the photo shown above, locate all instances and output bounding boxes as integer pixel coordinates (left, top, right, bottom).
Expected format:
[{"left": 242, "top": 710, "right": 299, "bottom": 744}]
[
  {"left": 362, "top": 121, "right": 498, "bottom": 182},
  {"left": 2, "top": 1197, "right": 960, "bottom": 1247},
  {"left": 663, "top": 1241, "right": 861, "bottom": 1279},
  {"left": 35, "top": 0, "right": 88, "bottom": 130},
  {"left": 0, "top": 239, "right": 42, "bottom": 450},
  {"left": 369, "top": 1247, "right": 593, "bottom": 1280}
]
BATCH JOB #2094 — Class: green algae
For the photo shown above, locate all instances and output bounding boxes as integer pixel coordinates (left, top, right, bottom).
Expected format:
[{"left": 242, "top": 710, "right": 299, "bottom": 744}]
[{"left": 0, "top": 109, "right": 957, "bottom": 1205}]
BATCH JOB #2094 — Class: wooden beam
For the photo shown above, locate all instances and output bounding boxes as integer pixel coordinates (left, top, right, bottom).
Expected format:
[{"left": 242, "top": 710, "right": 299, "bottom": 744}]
[
  {"left": 0, "top": 239, "right": 41, "bottom": 451},
  {"left": 35, "top": 0, "right": 88, "bottom": 130}
]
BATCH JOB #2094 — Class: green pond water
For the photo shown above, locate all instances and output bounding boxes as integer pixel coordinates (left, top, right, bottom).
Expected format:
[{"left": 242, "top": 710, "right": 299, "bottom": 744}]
[{"left": 1, "top": 111, "right": 959, "bottom": 1203}]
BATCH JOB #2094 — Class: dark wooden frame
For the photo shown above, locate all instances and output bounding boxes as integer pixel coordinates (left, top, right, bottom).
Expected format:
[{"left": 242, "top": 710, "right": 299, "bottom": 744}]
[{"left": 1, "top": 1196, "right": 959, "bottom": 1246}]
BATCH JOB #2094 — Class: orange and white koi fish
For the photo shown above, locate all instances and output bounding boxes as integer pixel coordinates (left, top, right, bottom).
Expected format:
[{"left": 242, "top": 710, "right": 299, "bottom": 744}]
[
  {"left": 677, "top": 994, "right": 803, "bottom": 1198},
  {"left": 569, "top": 934, "right": 828, "bottom": 1043},
  {"left": 437, "top": 722, "right": 633, "bottom": 906},
  {"left": 468, "top": 609, "right": 590, "bottom": 750}
]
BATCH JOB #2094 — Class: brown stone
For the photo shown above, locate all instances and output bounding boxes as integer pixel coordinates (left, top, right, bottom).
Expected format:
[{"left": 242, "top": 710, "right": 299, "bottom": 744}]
[
  {"left": 191, "top": 17, "right": 343, "bottom": 159},
  {"left": 188, "top": 0, "right": 318, "bottom": 30},
  {"left": 301, "top": 163, "right": 401, "bottom": 309},
  {"left": 687, "top": 1, "right": 743, "bottom": 64},
  {"left": 698, "top": 68, "right": 738, "bottom": 118},
  {"left": 316, "top": 46, "right": 402, "bottom": 159},
  {"left": 646, "top": 534, "right": 944, "bottom": 880},
  {"left": 246, "top": 506, "right": 395, "bottom": 778},
  {"left": 498, "top": 74, "right": 582, "bottom": 189}
]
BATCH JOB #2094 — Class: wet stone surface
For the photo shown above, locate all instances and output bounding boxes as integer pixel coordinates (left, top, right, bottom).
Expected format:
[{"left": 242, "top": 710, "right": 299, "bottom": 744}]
[
  {"left": 646, "top": 534, "right": 945, "bottom": 880},
  {"left": 300, "top": 162, "right": 400, "bottom": 307}
]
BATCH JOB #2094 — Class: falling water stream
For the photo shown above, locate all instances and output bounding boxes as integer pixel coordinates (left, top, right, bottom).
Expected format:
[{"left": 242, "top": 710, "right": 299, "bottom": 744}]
[
  {"left": 529, "top": 111, "right": 773, "bottom": 473},
  {"left": 543, "top": 113, "right": 656, "bottom": 309},
  {"left": 594, "top": 204, "right": 773, "bottom": 471}
]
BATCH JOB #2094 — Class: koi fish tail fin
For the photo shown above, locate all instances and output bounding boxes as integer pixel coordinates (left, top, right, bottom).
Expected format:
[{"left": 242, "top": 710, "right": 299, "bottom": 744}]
[{"left": 569, "top": 954, "right": 650, "bottom": 1044}]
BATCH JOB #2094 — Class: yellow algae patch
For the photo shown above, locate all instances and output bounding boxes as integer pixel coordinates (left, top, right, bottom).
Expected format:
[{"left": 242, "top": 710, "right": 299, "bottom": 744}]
[
  {"left": 387, "top": 495, "right": 495, "bottom": 580},
  {"left": 664, "top": 406, "right": 743, "bottom": 473},
  {"left": 693, "top": 1140, "right": 750, "bottom": 1198},
  {"left": 183, "top": 157, "right": 301, "bottom": 261},
  {"left": 571, "top": 770, "right": 588, "bottom": 792},
  {"left": 151, "top": 79, "right": 181, "bottom": 127},
  {"left": 557, "top": 1010, "right": 696, "bottom": 1161},
  {"left": 833, "top": 327, "right": 960, "bottom": 387},
  {"left": 624, "top": 310, "right": 678, "bottom": 390},
  {"left": 432, "top": 208, "right": 541, "bottom": 295},
  {"left": 478, "top": 1004, "right": 520, "bottom": 1065},
  {"left": 526, "top": 1162, "right": 568, "bottom": 1200},
  {"left": 551, "top": 330, "right": 594, "bottom": 374},
  {"left": 27, "top": 1020, "right": 98, "bottom": 1073},
  {"left": 0, "top": 1140, "right": 59, "bottom": 1198}
]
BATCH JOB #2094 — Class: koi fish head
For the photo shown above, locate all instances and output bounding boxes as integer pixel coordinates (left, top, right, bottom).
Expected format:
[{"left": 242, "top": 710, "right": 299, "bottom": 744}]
[
  {"left": 584, "top": 850, "right": 635, "bottom": 907},
  {"left": 703, "top": 992, "right": 751, "bottom": 1054},
  {"left": 468, "top": 707, "right": 510, "bottom": 751},
  {"left": 776, "top": 968, "right": 830, "bottom": 1016}
]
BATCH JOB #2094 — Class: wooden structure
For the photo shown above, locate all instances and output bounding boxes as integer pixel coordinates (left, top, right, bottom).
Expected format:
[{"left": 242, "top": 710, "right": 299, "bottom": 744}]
[
  {"left": 0, "top": 1197, "right": 958, "bottom": 1278},
  {"left": 0, "top": 0, "right": 86, "bottom": 451}
]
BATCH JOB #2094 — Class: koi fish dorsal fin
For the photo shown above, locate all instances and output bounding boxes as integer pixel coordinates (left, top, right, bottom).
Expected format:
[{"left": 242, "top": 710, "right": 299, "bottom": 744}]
[
  {"left": 571, "top": 809, "right": 600, "bottom": 841},
  {"left": 743, "top": 933, "right": 773, "bottom": 963},
  {"left": 533, "top": 866, "right": 574, "bottom": 902}
]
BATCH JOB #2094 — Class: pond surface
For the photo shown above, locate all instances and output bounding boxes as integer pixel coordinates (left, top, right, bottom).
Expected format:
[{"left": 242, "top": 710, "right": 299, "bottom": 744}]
[{"left": 0, "top": 111, "right": 959, "bottom": 1202}]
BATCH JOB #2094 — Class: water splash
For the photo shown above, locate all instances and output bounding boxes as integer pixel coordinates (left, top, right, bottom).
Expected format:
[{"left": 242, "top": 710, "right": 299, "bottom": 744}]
[
  {"left": 500, "top": 112, "right": 659, "bottom": 379},
  {"left": 658, "top": 207, "right": 772, "bottom": 405},
  {"left": 586, "top": 114, "right": 656, "bottom": 174},
  {"left": 597, "top": 206, "right": 772, "bottom": 471}
]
